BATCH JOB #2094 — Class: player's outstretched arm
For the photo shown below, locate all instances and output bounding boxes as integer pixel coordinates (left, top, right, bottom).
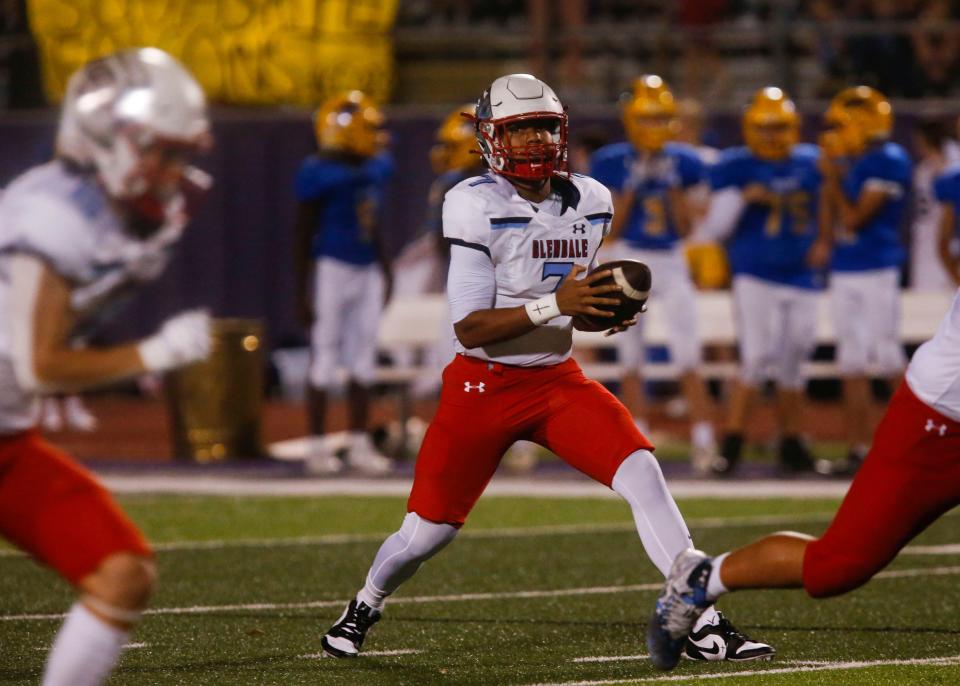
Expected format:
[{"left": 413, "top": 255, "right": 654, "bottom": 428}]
[{"left": 8, "top": 254, "right": 211, "bottom": 393}]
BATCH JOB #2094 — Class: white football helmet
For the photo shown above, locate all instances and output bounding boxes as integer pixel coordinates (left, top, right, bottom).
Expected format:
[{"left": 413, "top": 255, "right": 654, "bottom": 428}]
[
  {"left": 56, "top": 47, "right": 211, "bottom": 206},
  {"left": 471, "top": 74, "right": 567, "bottom": 181}
]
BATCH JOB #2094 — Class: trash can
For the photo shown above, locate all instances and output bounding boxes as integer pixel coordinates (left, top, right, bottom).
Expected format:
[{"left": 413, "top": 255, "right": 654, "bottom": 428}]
[{"left": 166, "top": 318, "right": 264, "bottom": 461}]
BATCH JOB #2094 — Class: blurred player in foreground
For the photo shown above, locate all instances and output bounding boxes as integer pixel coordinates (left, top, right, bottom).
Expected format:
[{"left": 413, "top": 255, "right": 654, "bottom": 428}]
[
  {"left": 696, "top": 87, "right": 827, "bottom": 476},
  {"left": 294, "top": 91, "right": 394, "bottom": 475},
  {"left": 647, "top": 285, "right": 960, "bottom": 670},
  {"left": 0, "top": 48, "right": 213, "bottom": 686},
  {"left": 819, "top": 87, "right": 912, "bottom": 475},
  {"left": 590, "top": 75, "right": 719, "bottom": 472},
  {"left": 321, "top": 73, "right": 772, "bottom": 664}
]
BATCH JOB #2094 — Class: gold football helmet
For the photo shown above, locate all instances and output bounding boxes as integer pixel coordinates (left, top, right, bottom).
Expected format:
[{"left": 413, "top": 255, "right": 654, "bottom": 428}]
[
  {"left": 430, "top": 104, "right": 478, "bottom": 174},
  {"left": 622, "top": 74, "right": 679, "bottom": 153},
  {"left": 743, "top": 87, "right": 800, "bottom": 161},
  {"left": 314, "top": 91, "right": 387, "bottom": 158},
  {"left": 821, "top": 86, "right": 892, "bottom": 157}
]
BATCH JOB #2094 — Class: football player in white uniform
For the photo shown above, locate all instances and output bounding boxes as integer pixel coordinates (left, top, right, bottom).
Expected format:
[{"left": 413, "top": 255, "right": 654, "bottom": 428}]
[
  {"left": 0, "top": 48, "right": 213, "bottom": 686},
  {"left": 320, "top": 74, "right": 772, "bottom": 664}
]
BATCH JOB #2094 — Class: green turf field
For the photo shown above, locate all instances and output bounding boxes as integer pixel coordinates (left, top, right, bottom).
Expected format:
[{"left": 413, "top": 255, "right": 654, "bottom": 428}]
[{"left": 1, "top": 494, "right": 958, "bottom": 685}]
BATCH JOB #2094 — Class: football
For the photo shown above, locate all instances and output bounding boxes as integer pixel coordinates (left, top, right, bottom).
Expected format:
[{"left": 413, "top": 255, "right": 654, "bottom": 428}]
[{"left": 572, "top": 259, "right": 652, "bottom": 332}]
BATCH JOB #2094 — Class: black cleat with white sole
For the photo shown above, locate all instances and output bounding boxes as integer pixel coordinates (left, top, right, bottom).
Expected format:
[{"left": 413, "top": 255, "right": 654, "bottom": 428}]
[
  {"left": 684, "top": 611, "right": 775, "bottom": 662},
  {"left": 321, "top": 599, "right": 381, "bottom": 658}
]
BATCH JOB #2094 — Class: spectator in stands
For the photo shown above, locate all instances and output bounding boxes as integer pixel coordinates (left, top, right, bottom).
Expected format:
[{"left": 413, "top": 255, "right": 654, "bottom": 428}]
[
  {"left": 528, "top": 0, "right": 585, "bottom": 96},
  {"left": 911, "top": 0, "right": 960, "bottom": 96},
  {"left": 910, "top": 116, "right": 960, "bottom": 290},
  {"left": 294, "top": 91, "right": 395, "bottom": 476}
]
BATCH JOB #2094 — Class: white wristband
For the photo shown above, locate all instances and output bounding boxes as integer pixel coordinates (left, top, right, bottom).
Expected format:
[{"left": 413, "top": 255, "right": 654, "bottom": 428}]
[{"left": 525, "top": 293, "right": 561, "bottom": 325}]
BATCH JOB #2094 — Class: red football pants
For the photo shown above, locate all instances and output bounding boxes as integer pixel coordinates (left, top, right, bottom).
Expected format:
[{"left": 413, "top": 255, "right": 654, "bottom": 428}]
[
  {"left": 407, "top": 355, "right": 653, "bottom": 525},
  {"left": 0, "top": 430, "right": 151, "bottom": 585},
  {"left": 804, "top": 382, "right": 960, "bottom": 597}
]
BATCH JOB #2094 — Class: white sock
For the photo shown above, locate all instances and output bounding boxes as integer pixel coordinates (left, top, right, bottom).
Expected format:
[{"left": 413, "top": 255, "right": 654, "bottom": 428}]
[
  {"left": 691, "top": 421, "right": 715, "bottom": 450},
  {"left": 706, "top": 552, "right": 730, "bottom": 600},
  {"left": 611, "top": 450, "right": 694, "bottom": 576},
  {"left": 43, "top": 603, "right": 130, "bottom": 686},
  {"left": 356, "top": 512, "right": 458, "bottom": 612},
  {"left": 357, "top": 578, "right": 388, "bottom": 612}
]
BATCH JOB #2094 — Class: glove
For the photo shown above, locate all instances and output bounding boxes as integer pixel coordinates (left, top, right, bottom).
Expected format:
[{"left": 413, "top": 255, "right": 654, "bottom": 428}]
[{"left": 137, "top": 309, "right": 213, "bottom": 372}]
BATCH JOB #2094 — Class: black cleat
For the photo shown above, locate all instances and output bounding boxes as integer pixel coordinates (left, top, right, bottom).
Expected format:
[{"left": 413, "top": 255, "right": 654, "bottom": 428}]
[
  {"left": 684, "top": 611, "right": 776, "bottom": 662},
  {"left": 321, "top": 599, "right": 381, "bottom": 658},
  {"left": 712, "top": 433, "right": 743, "bottom": 476},
  {"left": 816, "top": 446, "right": 867, "bottom": 477},
  {"left": 777, "top": 435, "right": 815, "bottom": 475}
]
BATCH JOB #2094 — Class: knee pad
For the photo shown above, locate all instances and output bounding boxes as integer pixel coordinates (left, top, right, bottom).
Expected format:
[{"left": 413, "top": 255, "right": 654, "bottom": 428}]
[
  {"left": 616, "top": 326, "right": 645, "bottom": 372},
  {"left": 308, "top": 356, "right": 337, "bottom": 389},
  {"left": 775, "top": 345, "right": 809, "bottom": 390},
  {"left": 738, "top": 355, "right": 767, "bottom": 387},
  {"left": 347, "top": 349, "right": 378, "bottom": 386},
  {"left": 669, "top": 336, "right": 701, "bottom": 373},
  {"left": 874, "top": 340, "right": 906, "bottom": 377},
  {"left": 398, "top": 512, "right": 459, "bottom": 561}
]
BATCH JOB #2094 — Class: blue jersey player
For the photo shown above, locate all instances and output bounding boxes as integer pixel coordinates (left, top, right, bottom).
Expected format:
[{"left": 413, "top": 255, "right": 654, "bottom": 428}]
[
  {"left": 294, "top": 90, "right": 394, "bottom": 475},
  {"left": 818, "top": 86, "right": 912, "bottom": 474},
  {"left": 934, "top": 147, "right": 960, "bottom": 286},
  {"left": 392, "top": 104, "right": 485, "bottom": 400},
  {"left": 591, "top": 75, "right": 719, "bottom": 473},
  {"left": 697, "top": 87, "right": 829, "bottom": 476}
]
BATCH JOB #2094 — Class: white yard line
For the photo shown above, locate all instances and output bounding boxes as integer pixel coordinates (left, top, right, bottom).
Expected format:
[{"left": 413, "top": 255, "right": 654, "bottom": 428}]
[
  {"left": 900, "top": 543, "right": 960, "bottom": 555},
  {"left": 299, "top": 648, "right": 420, "bottom": 659},
  {"left": 530, "top": 655, "right": 960, "bottom": 685},
  {"left": 0, "top": 511, "right": 839, "bottom": 558},
  {"left": 33, "top": 642, "right": 148, "bottom": 652},
  {"left": 5, "top": 565, "right": 960, "bottom": 624},
  {"left": 573, "top": 655, "right": 649, "bottom": 663},
  {"left": 97, "top": 474, "right": 855, "bottom": 499}
]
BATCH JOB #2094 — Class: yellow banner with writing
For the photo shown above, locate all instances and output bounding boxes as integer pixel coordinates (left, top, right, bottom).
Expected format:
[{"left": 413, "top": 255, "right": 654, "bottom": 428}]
[{"left": 27, "top": 0, "right": 398, "bottom": 105}]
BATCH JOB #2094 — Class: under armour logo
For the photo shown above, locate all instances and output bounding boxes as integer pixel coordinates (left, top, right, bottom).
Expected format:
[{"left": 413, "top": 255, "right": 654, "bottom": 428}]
[
  {"left": 572, "top": 223, "right": 586, "bottom": 234},
  {"left": 464, "top": 381, "right": 485, "bottom": 393},
  {"left": 925, "top": 419, "right": 948, "bottom": 436}
]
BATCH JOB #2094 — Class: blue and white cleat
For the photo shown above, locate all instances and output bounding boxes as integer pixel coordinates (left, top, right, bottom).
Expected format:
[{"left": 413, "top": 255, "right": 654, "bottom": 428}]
[{"left": 646, "top": 549, "right": 713, "bottom": 670}]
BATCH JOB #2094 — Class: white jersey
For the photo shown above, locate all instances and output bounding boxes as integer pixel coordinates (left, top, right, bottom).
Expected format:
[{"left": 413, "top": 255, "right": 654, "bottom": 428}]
[
  {"left": 0, "top": 160, "right": 185, "bottom": 432},
  {"left": 443, "top": 172, "right": 613, "bottom": 366},
  {"left": 906, "top": 288, "right": 960, "bottom": 422}
]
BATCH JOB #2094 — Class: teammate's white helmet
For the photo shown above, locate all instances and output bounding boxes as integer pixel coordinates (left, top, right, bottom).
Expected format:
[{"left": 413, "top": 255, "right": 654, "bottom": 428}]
[
  {"left": 56, "top": 47, "right": 211, "bottom": 201},
  {"left": 471, "top": 74, "right": 568, "bottom": 181}
]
